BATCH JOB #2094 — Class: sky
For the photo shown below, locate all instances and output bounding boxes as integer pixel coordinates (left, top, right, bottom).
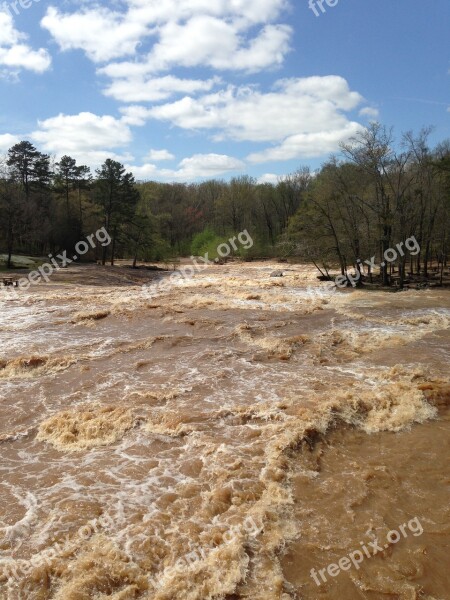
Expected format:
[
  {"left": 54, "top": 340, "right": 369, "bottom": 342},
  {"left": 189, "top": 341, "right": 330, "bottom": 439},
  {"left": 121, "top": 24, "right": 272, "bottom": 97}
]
[{"left": 0, "top": 0, "right": 449, "bottom": 183}]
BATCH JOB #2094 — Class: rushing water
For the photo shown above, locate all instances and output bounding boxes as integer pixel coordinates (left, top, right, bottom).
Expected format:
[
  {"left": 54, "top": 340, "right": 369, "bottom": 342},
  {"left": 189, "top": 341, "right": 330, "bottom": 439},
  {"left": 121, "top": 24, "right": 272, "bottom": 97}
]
[{"left": 0, "top": 263, "right": 449, "bottom": 599}]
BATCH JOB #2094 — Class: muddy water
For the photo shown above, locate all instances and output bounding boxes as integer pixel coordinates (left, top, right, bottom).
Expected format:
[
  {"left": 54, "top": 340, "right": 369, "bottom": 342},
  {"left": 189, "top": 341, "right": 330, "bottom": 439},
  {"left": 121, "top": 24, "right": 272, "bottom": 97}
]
[{"left": 0, "top": 263, "right": 448, "bottom": 599}]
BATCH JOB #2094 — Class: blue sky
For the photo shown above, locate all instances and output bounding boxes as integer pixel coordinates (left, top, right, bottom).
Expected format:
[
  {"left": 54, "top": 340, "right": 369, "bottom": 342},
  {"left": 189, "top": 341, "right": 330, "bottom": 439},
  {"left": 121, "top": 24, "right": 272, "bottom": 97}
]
[{"left": 0, "top": 0, "right": 449, "bottom": 183}]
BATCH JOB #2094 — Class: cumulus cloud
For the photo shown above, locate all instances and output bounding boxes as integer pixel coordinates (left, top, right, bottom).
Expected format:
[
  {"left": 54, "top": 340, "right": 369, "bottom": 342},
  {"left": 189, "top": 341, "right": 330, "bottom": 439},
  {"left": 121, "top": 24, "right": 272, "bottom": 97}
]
[
  {"left": 41, "top": 0, "right": 292, "bottom": 103},
  {"left": 22, "top": 2, "right": 374, "bottom": 172},
  {"left": 31, "top": 112, "right": 133, "bottom": 167},
  {"left": 176, "top": 153, "right": 245, "bottom": 178},
  {"left": 41, "top": 7, "right": 147, "bottom": 63},
  {"left": 145, "top": 76, "right": 363, "bottom": 141},
  {"left": 103, "top": 74, "right": 221, "bottom": 103},
  {"left": 129, "top": 153, "right": 245, "bottom": 181},
  {"left": 0, "top": 11, "right": 20, "bottom": 46},
  {"left": 119, "top": 105, "right": 155, "bottom": 127},
  {"left": 0, "top": 133, "right": 20, "bottom": 153},
  {"left": 0, "top": 11, "right": 51, "bottom": 74},
  {"left": 257, "top": 173, "right": 280, "bottom": 184},
  {"left": 142, "top": 18, "right": 291, "bottom": 73},
  {"left": 132, "top": 76, "right": 366, "bottom": 161},
  {"left": 146, "top": 149, "right": 175, "bottom": 161},
  {"left": 247, "top": 123, "right": 362, "bottom": 163},
  {"left": 127, "top": 0, "right": 288, "bottom": 26},
  {"left": 41, "top": 0, "right": 289, "bottom": 64},
  {"left": 359, "top": 106, "right": 379, "bottom": 118}
]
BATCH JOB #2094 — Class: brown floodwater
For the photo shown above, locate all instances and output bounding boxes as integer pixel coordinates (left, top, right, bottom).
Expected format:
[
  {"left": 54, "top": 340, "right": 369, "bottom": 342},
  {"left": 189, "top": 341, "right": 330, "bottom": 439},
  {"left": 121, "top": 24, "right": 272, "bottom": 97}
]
[{"left": 0, "top": 262, "right": 448, "bottom": 600}]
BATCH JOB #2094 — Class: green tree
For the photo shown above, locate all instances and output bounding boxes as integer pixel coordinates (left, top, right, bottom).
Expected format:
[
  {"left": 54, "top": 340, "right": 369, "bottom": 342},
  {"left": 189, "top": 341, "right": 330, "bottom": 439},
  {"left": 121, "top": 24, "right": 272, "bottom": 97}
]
[
  {"left": 0, "top": 160, "right": 23, "bottom": 269},
  {"left": 6, "top": 141, "right": 41, "bottom": 200},
  {"left": 95, "top": 159, "right": 140, "bottom": 265}
]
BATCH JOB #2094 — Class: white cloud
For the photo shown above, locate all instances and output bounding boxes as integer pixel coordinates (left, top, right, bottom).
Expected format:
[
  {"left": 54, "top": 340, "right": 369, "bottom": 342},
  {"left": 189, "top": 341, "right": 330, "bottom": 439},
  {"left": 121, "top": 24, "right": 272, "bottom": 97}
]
[
  {"left": 257, "top": 173, "right": 280, "bottom": 184},
  {"left": 137, "top": 76, "right": 365, "bottom": 161},
  {"left": 0, "top": 11, "right": 51, "bottom": 74},
  {"left": 146, "top": 149, "right": 175, "bottom": 161},
  {"left": 119, "top": 105, "right": 155, "bottom": 126},
  {"left": 143, "top": 18, "right": 291, "bottom": 73},
  {"left": 66, "top": 149, "right": 135, "bottom": 168},
  {"left": 127, "top": 0, "right": 288, "bottom": 26},
  {"left": 41, "top": 7, "right": 147, "bottom": 63},
  {"left": 0, "top": 11, "right": 20, "bottom": 46},
  {"left": 129, "top": 153, "right": 245, "bottom": 181},
  {"left": 41, "top": 0, "right": 292, "bottom": 96},
  {"left": 247, "top": 123, "right": 362, "bottom": 163},
  {"left": 146, "top": 77, "right": 363, "bottom": 142},
  {"left": 359, "top": 106, "right": 379, "bottom": 118},
  {"left": 176, "top": 153, "right": 245, "bottom": 178},
  {"left": 103, "top": 74, "right": 220, "bottom": 103},
  {"left": 31, "top": 112, "right": 133, "bottom": 167},
  {"left": 0, "top": 133, "right": 20, "bottom": 153}
]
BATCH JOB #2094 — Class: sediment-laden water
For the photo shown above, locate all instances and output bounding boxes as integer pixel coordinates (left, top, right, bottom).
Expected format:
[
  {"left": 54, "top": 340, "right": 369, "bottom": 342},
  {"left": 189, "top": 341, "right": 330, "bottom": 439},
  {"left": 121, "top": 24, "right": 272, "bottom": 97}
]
[{"left": 0, "top": 263, "right": 449, "bottom": 599}]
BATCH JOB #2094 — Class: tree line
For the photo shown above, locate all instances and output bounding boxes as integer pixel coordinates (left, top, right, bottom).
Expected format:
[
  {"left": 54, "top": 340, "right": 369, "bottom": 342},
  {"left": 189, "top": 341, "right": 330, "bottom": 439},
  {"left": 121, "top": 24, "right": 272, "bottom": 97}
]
[
  {"left": 0, "top": 142, "right": 140, "bottom": 268},
  {"left": 286, "top": 124, "right": 450, "bottom": 287},
  {"left": 0, "top": 124, "right": 449, "bottom": 287},
  {"left": 0, "top": 139, "right": 310, "bottom": 267}
]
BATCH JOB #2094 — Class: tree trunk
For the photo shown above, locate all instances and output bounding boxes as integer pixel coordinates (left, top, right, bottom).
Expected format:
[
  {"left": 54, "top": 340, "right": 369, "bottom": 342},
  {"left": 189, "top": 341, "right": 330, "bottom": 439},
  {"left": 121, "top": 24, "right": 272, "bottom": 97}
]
[
  {"left": 110, "top": 227, "right": 117, "bottom": 266},
  {"left": 6, "top": 217, "right": 13, "bottom": 269},
  {"left": 399, "top": 255, "right": 406, "bottom": 289},
  {"left": 102, "top": 216, "right": 110, "bottom": 266},
  {"left": 381, "top": 225, "right": 391, "bottom": 286},
  {"left": 7, "top": 247, "right": 12, "bottom": 270}
]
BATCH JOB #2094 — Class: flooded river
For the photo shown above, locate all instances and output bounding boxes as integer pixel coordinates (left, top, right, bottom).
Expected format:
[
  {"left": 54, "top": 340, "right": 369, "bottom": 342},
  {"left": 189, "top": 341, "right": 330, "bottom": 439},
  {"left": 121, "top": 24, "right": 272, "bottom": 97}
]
[{"left": 0, "top": 263, "right": 449, "bottom": 599}]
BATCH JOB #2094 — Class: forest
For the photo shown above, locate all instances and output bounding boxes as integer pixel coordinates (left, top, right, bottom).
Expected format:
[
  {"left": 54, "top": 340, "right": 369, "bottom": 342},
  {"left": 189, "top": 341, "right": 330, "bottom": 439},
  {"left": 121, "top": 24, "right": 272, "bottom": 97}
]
[{"left": 1, "top": 123, "right": 449, "bottom": 288}]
